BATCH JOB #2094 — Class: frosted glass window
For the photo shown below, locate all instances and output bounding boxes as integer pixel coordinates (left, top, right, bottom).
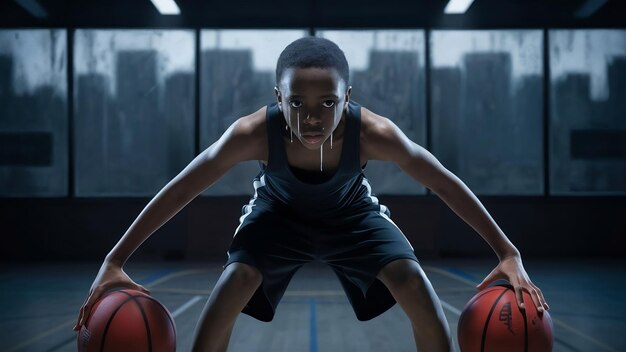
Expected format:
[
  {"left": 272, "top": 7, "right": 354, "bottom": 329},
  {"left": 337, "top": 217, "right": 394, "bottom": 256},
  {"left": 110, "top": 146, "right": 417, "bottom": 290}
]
[
  {"left": 431, "top": 30, "right": 544, "bottom": 195},
  {"left": 550, "top": 30, "right": 626, "bottom": 194},
  {"left": 0, "top": 30, "right": 67, "bottom": 197},
  {"left": 318, "top": 30, "right": 427, "bottom": 195},
  {"left": 74, "top": 30, "right": 196, "bottom": 197},
  {"left": 200, "top": 30, "right": 307, "bottom": 195}
]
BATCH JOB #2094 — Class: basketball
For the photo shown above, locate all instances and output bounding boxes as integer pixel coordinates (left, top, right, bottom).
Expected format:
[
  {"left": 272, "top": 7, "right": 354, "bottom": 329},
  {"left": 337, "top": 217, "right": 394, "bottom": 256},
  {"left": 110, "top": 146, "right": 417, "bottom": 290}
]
[
  {"left": 458, "top": 282, "right": 554, "bottom": 352},
  {"left": 77, "top": 289, "right": 176, "bottom": 352}
]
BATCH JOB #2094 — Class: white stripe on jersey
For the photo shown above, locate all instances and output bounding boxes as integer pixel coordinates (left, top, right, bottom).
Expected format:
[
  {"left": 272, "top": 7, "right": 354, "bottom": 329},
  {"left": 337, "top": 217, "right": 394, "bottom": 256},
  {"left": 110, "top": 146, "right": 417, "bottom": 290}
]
[
  {"left": 361, "top": 178, "right": 414, "bottom": 251},
  {"left": 233, "top": 174, "right": 267, "bottom": 237}
]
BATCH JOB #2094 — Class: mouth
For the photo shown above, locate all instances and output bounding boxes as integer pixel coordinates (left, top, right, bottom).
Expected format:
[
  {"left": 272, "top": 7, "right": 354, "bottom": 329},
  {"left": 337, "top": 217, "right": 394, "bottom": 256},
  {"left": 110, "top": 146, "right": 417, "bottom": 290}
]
[{"left": 301, "top": 132, "right": 324, "bottom": 144}]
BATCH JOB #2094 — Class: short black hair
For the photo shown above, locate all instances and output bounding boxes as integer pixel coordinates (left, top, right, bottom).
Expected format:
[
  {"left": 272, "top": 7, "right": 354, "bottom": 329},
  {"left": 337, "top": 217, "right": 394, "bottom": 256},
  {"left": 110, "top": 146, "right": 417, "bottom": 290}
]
[{"left": 275, "top": 36, "right": 350, "bottom": 88}]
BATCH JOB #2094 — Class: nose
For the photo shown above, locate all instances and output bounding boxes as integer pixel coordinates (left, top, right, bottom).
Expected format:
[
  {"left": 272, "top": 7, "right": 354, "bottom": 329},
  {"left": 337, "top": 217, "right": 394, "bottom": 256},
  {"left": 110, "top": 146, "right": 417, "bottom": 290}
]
[{"left": 302, "top": 112, "right": 322, "bottom": 125}]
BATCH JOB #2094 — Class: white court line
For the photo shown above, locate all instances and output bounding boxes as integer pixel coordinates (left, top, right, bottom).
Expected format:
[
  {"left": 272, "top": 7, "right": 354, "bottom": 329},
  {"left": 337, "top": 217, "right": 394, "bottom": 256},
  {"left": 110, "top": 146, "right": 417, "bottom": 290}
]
[
  {"left": 423, "top": 266, "right": 478, "bottom": 287},
  {"left": 5, "top": 320, "right": 75, "bottom": 352},
  {"left": 171, "top": 296, "right": 205, "bottom": 318},
  {"left": 146, "top": 269, "right": 211, "bottom": 288},
  {"left": 438, "top": 298, "right": 462, "bottom": 352},
  {"left": 440, "top": 299, "right": 462, "bottom": 316},
  {"left": 551, "top": 319, "right": 620, "bottom": 352},
  {"left": 422, "top": 265, "right": 620, "bottom": 352}
]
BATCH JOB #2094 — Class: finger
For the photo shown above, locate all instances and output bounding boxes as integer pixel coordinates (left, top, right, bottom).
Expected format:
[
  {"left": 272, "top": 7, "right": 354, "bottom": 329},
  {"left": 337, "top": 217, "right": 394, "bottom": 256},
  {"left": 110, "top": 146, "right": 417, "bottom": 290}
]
[
  {"left": 73, "top": 307, "right": 83, "bottom": 331},
  {"left": 74, "top": 304, "right": 86, "bottom": 331},
  {"left": 514, "top": 285, "right": 525, "bottom": 310},
  {"left": 73, "top": 304, "right": 87, "bottom": 331},
  {"left": 74, "top": 290, "right": 94, "bottom": 330},
  {"left": 531, "top": 283, "right": 549, "bottom": 310},
  {"left": 528, "top": 286, "right": 544, "bottom": 313},
  {"left": 79, "top": 287, "right": 105, "bottom": 327},
  {"left": 75, "top": 294, "right": 90, "bottom": 327},
  {"left": 77, "top": 300, "right": 90, "bottom": 327}
]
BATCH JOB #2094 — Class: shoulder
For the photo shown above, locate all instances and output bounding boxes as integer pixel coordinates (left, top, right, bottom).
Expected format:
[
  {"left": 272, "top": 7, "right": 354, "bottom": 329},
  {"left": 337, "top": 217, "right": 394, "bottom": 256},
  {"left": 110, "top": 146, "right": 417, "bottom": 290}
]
[
  {"left": 209, "top": 105, "right": 268, "bottom": 163},
  {"left": 360, "top": 106, "right": 394, "bottom": 141},
  {"left": 233, "top": 105, "right": 267, "bottom": 137},
  {"left": 359, "top": 106, "right": 412, "bottom": 162}
]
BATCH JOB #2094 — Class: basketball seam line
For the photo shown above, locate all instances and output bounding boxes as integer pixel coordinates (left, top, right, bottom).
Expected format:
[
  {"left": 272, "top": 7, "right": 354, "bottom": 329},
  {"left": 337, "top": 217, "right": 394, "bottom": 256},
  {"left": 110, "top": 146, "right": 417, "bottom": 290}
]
[
  {"left": 465, "top": 287, "right": 502, "bottom": 311},
  {"left": 458, "top": 287, "right": 503, "bottom": 341},
  {"left": 481, "top": 289, "right": 509, "bottom": 352},
  {"left": 100, "top": 292, "right": 138, "bottom": 352},
  {"left": 129, "top": 295, "right": 153, "bottom": 352},
  {"left": 135, "top": 294, "right": 178, "bottom": 340},
  {"left": 522, "top": 301, "right": 529, "bottom": 352}
]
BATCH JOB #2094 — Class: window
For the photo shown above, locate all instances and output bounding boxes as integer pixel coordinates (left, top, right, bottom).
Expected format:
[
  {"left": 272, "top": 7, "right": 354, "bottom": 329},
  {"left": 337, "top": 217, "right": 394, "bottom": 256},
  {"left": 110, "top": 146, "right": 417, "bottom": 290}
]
[
  {"left": 73, "top": 30, "right": 196, "bottom": 196},
  {"left": 0, "top": 30, "right": 68, "bottom": 197},
  {"left": 200, "top": 30, "right": 308, "bottom": 195},
  {"left": 549, "top": 30, "right": 626, "bottom": 194},
  {"left": 431, "top": 30, "right": 544, "bottom": 195},
  {"left": 318, "top": 30, "right": 427, "bottom": 194}
]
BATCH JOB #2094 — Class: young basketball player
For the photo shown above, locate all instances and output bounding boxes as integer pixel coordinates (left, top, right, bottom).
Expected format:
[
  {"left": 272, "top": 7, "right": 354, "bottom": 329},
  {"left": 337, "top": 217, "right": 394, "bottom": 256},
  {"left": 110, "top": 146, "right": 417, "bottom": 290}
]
[{"left": 73, "top": 36, "right": 549, "bottom": 352}]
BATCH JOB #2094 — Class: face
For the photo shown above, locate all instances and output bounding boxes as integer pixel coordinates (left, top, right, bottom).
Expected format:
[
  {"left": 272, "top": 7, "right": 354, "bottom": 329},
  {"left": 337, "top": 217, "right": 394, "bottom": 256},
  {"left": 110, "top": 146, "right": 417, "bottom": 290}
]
[{"left": 275, "top": 67, "right": 352, "bottom": 151}]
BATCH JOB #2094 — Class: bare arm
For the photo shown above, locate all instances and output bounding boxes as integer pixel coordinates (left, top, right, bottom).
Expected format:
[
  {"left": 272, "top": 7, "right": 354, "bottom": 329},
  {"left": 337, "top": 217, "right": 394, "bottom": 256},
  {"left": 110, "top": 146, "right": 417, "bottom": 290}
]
[
  {"left": 362, "top": 110, "right": 549, "bottom": 313},
  {"left": 74, "top": 109, "right": 266, "bottom": 331},
  {"left": 107, "top": 110, "right": 265, "bottom": 266},
  {"left": 362, "top": 112, "right": 519, "bottom": 259}
]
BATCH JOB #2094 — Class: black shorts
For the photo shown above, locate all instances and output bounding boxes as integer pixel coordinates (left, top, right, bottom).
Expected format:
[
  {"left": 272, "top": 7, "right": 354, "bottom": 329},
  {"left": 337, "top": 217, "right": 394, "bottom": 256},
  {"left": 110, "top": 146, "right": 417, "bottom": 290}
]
[{"left": 222, "top": 200, "right": 419, "bottom": 322}]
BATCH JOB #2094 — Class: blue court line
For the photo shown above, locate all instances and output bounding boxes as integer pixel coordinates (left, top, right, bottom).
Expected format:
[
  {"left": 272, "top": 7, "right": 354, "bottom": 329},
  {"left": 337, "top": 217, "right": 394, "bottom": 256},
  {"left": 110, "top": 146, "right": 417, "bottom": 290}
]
[
  {"left": 445, "top": 267, "right": 478, "bottom": 282},
  {"left": 139, "top": 268, "right": 176, "bottom": 285},
  {"left": 309, "top": 298, "right": 318, "bottom": 352}
]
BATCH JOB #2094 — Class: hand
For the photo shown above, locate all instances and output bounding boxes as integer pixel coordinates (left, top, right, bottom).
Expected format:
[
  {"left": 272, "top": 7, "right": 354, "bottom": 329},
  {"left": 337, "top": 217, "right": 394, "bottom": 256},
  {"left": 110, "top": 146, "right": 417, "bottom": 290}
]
[
  {"left": 73, "top": 260, "right": 150, "bottom": 331},
  {"left": 476, "top": 254, "right": 549, "bottom": 313}
]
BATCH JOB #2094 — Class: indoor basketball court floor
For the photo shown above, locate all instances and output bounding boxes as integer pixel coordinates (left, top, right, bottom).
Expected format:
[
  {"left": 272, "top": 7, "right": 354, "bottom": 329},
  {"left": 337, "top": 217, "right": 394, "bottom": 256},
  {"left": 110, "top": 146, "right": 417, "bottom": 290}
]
[{"left": 1, "top": 257, "right": 624, "bottom": 352}]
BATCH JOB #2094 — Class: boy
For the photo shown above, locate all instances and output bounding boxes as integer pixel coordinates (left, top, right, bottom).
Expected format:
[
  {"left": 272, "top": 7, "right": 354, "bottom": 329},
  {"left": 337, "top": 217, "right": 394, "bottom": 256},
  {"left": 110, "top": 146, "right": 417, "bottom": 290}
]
[{"left": 74, "top": 36, "right": 549, "bottom": 352}]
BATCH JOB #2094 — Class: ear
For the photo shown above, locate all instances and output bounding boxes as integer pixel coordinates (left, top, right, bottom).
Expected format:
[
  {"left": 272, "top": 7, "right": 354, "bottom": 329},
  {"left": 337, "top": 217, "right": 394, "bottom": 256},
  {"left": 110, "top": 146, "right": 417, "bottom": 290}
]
[
  {"left": 344, "top": 85, "right": 352, "bottom": 111},
  {"left": 274, "top": 86, "right": 283, "bottom": 111}
]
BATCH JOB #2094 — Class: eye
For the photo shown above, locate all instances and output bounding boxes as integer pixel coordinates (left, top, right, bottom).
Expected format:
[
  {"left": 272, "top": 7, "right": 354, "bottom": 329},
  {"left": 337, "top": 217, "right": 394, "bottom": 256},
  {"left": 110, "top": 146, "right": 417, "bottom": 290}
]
[
  {"left": 289, "top": 100, "right": 302, "bottom": 108},
  {"left": 322, "top": 100, "right": 335, "bottom": 108}
]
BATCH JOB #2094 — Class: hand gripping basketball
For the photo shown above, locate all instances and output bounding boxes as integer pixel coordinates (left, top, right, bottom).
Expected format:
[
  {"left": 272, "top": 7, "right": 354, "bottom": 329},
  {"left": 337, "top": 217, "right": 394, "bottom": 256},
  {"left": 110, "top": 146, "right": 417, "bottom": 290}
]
[
  {"left": 73, "top": 261, "right": 150, "bottom": 331},
  {"left": 476, "top": 255, "right": 549, "bottom": 313}
]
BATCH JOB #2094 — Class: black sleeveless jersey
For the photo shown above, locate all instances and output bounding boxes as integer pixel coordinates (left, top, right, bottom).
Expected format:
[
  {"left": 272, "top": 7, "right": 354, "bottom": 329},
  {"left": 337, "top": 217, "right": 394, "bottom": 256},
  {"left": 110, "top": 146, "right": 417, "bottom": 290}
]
[{"left": 243, "top": 99, "right": 387, "bottom": 223}]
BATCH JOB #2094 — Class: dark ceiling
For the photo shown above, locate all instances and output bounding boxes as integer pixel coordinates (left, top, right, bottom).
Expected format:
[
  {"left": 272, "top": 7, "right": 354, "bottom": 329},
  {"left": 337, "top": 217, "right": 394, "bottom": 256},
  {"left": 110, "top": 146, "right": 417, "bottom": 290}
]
[{"left": 1, "top": 0, "right": 625, "bottom": 29}]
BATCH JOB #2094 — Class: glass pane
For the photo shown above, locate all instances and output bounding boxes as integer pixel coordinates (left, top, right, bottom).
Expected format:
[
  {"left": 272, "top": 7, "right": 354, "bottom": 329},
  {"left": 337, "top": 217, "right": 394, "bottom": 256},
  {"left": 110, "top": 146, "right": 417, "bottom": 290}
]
[
  {"left": 550, "top": 30, "right": 626, "bottom": 194},
  {"left": 200, "top": 30, "right": 307, "bottom": 195},
  {"left": 318, "top": 30, "right": 427, "bottom": 195},
  {"left": 0, "top": 29, "right": 67, "bottom": 197},
  {"left": 431, "top": 30, "right": 544, "bottom": 195},
  {"left": 74, "top": 30, "right": 196, "bottom": 197}
]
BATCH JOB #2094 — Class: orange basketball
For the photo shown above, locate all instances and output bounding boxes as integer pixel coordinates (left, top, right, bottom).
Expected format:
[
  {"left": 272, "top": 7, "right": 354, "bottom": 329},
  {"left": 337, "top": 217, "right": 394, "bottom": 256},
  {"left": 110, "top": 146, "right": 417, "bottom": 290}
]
[
  {"left": 458, "top": 282, "right": 553, "bottom": 352},
  {"left": 77, "top": 289, "right": 176, "bottom": 352}
]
